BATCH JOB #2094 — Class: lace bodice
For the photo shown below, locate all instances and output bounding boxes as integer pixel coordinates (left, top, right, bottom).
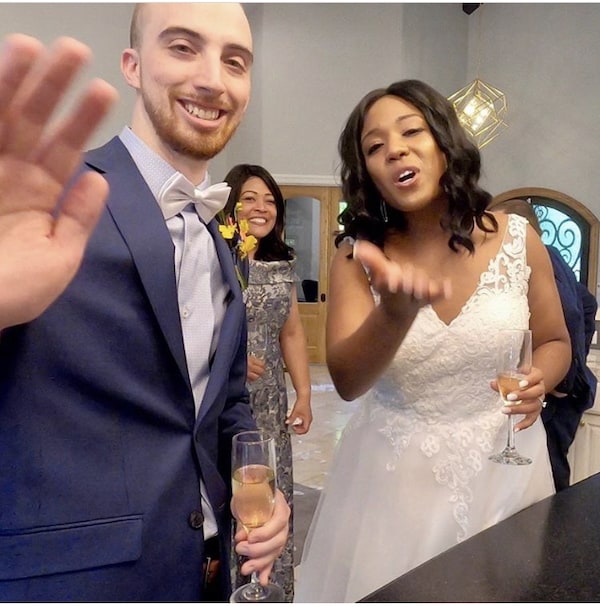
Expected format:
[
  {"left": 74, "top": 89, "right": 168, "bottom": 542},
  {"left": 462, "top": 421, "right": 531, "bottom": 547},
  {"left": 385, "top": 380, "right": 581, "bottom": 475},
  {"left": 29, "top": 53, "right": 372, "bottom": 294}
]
[
  {"left": 357, "top": 214, "right": 531, "bottom": 538},
  {"left": 372, "top": 213, "right": 530, "bottom": 418}
]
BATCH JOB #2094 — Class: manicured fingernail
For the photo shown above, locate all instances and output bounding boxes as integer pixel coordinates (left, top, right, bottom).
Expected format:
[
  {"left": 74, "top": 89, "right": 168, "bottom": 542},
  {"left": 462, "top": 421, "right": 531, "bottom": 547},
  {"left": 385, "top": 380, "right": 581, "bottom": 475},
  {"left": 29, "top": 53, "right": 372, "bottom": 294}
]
[
  {"left": 501, "top": 406, "right": 512, "bottom": 414},
  {"left": 506, "top": 393, "right": 518, "bottom": 401},
  {"left": 519, "top": 380, "right": 529, "bottom": 388}
]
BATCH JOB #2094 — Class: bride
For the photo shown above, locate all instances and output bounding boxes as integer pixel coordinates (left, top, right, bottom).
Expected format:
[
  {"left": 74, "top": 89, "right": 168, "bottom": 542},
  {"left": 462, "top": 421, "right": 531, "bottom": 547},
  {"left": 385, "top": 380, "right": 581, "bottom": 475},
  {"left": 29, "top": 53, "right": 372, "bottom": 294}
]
[{"left": 295, "top": 79, "right": 571, "bottom": 603}]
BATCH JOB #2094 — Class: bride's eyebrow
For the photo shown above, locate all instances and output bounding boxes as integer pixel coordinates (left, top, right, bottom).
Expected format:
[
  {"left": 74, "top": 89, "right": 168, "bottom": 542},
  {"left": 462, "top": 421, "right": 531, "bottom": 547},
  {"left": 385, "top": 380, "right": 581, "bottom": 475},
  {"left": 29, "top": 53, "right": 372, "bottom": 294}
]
[{"left": 361, "top": 114, "right": 422, "bottom": 144}]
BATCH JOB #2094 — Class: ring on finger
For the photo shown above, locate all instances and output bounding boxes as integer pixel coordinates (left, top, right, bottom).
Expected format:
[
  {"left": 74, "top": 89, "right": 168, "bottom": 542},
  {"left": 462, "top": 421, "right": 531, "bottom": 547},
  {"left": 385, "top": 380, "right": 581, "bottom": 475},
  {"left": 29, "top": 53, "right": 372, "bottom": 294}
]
[{"left": 538, "top": 396, "right": 547, "bottom": 409}]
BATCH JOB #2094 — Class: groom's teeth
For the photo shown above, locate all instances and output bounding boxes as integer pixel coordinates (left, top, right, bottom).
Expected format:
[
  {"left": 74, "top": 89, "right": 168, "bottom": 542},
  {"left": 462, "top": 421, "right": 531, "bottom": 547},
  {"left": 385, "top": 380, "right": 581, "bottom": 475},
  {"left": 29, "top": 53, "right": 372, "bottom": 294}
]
[{"left": 184, "top": 103, "right": 219, "bottom": 120}]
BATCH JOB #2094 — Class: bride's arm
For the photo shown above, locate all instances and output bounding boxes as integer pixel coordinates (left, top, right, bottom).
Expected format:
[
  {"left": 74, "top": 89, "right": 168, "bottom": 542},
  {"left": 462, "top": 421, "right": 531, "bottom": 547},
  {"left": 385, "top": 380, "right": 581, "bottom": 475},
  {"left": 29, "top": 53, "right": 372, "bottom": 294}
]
[
  {"left": 528, "top": 229, "right": 571, "bottom": 389},
  {"left": 326, "top": 240, "right": 450, "bottom": 401},
  {"left": 502, "top": 225, "right": 572, "bottom": 432}
]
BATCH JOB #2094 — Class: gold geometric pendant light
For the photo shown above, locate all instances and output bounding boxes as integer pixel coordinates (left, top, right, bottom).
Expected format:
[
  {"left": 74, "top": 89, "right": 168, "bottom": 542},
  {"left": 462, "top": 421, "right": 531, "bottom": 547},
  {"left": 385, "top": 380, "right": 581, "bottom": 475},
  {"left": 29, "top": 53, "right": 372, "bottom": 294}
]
[
  {"left": 448, "top": 78, "right": 508, "bottom": 148},
  {"left": 448, "top": 4, "right": 508, "bottom": 149}
]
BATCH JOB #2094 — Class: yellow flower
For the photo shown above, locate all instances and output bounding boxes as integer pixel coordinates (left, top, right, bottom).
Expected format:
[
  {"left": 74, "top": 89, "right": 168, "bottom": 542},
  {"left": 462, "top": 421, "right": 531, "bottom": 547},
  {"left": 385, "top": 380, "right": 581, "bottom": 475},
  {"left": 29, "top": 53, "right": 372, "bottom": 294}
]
[
  {"left": 219, "top": 222, "right": 236, "bottom": 240},
  {"left": 238, "top": 234, "right": 258, "bottom": 259},
  {"left": 217, "top": 203, "right": 258, "bottom": 288},
  {"left": 238, "top": 218, "right": 250, "bottom": 236}
]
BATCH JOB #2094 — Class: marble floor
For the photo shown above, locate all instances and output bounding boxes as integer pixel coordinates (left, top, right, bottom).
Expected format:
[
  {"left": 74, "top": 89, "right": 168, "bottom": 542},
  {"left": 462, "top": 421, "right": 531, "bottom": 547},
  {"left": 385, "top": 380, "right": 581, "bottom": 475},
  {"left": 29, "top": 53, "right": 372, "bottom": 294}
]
[
  {"left": 289, "top": 364, "right": 358, "bottom": 491},
  {"left": 288, "top": 364, "right": 354, "bottom": 570}
]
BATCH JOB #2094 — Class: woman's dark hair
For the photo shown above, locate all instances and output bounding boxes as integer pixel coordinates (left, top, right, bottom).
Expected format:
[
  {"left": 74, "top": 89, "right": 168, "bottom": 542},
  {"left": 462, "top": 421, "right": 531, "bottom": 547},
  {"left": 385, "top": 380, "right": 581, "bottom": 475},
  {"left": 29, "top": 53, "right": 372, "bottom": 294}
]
[
  {"left": 337, "top": 79, "right": 497, "bottom": 253},
  {"left": 222, "top": 164, "right": 294, "bottom": 261}
]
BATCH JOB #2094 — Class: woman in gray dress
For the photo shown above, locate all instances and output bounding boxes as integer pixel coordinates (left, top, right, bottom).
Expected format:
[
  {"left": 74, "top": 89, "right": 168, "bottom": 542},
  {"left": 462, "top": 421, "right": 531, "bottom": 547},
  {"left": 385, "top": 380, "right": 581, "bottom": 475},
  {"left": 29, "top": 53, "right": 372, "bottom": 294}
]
[{"left": 223, "top": 164, "right": 313, "bottom": 601}]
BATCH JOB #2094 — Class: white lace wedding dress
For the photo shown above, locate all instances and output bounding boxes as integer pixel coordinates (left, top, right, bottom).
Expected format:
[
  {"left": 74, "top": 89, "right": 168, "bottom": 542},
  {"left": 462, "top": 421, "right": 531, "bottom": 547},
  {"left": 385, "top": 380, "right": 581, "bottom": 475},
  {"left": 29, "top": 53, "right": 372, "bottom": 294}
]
[{"left": 295, "top": 214, "right": 555, "bottom": 603}]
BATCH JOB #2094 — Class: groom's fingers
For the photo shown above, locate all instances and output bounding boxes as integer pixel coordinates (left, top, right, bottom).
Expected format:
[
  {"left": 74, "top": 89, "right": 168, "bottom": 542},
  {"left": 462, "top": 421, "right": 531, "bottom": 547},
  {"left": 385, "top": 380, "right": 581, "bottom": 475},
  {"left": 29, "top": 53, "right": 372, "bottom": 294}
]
[
  {"left": 0, "top": 34, "right": 43, "bottom": 122},
  {"left": 2, "top": 36, "right": 92, "bottom": 159},
  {"left": 52, "top": 170, "right": 109, "bottom": 254},
  {"left": 0, "top": 34, "right": 43, "bottom": 150},
  {"left": 35, "top": 78, "right": 117, "bottom": 184}
]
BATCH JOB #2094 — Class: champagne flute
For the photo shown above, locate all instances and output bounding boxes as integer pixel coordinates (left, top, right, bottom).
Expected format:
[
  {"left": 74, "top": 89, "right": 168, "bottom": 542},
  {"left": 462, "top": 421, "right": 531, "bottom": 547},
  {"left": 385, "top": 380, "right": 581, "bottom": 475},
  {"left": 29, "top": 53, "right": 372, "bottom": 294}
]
[
  {"left": 489, "top": 329, "right": 533, "bottom": 465},
  {"left": 230, "top": 430, "right": 284, "bottom": 603}
]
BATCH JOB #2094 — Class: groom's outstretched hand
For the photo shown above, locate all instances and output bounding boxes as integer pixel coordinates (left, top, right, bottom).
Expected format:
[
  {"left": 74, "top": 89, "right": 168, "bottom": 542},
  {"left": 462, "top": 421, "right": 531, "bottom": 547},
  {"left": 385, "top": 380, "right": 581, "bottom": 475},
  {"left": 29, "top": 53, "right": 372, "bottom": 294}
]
[{"left": 0, "top": 34, "right": 117, "bottom": 330}]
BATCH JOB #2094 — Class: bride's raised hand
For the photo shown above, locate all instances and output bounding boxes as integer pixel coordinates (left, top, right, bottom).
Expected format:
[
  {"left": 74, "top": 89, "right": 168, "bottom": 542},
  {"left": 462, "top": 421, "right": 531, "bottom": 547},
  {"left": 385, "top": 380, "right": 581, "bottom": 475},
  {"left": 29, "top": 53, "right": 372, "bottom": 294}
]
[{"left": 353, "top": 239, "right": 451, "bottom": 313}]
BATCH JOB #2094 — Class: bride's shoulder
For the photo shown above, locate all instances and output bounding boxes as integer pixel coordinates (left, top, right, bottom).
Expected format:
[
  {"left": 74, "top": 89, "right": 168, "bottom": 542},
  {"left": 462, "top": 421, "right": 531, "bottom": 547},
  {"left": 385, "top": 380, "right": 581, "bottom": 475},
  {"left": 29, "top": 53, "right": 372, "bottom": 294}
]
[{"left": 473, "top": 211, "right": 507, "bottom": 251}]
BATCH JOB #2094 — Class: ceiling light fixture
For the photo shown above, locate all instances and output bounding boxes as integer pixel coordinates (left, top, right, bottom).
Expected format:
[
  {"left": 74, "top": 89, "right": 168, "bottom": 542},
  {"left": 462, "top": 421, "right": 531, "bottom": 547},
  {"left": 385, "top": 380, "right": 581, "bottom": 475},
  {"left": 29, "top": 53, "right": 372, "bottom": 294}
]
[{"left": 448, "top": 4, "right": 508, "bottom": 149}]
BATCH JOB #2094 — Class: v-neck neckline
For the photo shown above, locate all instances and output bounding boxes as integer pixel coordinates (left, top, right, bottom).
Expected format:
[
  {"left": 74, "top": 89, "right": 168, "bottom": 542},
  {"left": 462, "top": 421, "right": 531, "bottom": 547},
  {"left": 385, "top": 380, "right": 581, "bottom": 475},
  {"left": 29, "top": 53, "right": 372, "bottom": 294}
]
[{"left": 427, "top": 218, "right": 511, "bottom": 328}]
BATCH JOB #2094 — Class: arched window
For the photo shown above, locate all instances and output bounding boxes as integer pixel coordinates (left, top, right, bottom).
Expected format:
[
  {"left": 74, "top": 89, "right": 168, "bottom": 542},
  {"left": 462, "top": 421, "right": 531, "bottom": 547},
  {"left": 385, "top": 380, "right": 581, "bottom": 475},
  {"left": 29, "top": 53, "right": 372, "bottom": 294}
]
[{"left": 493, "top": 187, "right": 599, "bottom": 294}]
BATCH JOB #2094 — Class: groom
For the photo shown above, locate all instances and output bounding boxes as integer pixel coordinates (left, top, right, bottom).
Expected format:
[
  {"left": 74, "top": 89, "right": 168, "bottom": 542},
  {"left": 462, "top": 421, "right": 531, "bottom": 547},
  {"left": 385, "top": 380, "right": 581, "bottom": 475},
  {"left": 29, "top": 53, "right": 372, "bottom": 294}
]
[{"left": 0, "top": 3, "right": 288, "bottom": 601}]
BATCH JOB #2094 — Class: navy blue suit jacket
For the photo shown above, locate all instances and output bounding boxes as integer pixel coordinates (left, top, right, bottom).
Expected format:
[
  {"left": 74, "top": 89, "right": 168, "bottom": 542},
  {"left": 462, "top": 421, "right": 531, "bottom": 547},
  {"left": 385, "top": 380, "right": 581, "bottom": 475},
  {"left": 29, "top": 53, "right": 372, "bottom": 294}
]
[
  {"left": 0, "top": 137, "right": 255, "bottom": 600},
  {"left": 547, "top": 246, "right": 597, "bottom": 412}
]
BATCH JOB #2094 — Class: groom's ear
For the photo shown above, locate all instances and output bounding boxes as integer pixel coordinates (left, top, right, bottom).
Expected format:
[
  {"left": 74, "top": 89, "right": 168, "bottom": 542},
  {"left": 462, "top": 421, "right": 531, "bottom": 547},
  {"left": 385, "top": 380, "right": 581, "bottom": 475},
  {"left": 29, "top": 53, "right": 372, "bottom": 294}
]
[{"left": 121, "top": 48, "right": 140, "bottom": 90}]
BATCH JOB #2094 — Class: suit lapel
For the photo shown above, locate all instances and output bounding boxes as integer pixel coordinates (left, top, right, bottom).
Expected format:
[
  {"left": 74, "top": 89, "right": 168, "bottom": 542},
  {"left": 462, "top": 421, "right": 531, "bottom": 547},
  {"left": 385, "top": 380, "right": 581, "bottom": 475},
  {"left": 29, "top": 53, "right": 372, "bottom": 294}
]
[{"left": 85, "top": 138, "right": 190, "bottom": 388}]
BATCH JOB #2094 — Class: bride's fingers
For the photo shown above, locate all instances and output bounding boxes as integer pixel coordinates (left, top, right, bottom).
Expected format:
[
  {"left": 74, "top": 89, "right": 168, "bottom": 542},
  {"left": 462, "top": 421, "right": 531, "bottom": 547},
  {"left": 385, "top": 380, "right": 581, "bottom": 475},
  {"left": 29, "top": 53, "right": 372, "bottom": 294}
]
[
  {"left": 352, "top": 239, "right": 386, "bottom": 269},
  {"left": 354, "top": 239, "right": 451, "bottom": 302},
  {"left": 514, "top": 411, "right": 539, "bottom": 432},
  {"left": 3, "top": 37, "right": 92, "bottom": 159}
]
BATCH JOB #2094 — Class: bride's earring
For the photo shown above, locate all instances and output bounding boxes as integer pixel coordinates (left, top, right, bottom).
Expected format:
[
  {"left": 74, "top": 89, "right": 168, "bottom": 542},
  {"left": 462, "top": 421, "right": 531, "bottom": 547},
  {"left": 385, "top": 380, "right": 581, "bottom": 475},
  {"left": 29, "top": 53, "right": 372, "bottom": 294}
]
[{"left": 380, "top": 199, "right": 389, "bottom": 223}]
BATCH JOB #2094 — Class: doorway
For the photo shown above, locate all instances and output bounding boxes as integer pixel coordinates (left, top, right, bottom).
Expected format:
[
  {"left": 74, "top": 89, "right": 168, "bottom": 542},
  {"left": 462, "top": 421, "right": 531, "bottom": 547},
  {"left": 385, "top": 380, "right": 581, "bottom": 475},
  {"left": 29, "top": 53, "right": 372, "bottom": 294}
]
[{"left": 281, "top": 185, "right": 342, "bottom": 364}]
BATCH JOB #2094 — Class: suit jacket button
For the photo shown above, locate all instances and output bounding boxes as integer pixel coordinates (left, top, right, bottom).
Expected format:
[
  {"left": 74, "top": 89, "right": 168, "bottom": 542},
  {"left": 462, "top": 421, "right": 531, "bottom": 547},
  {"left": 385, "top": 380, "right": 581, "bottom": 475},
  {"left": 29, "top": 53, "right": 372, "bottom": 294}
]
[{"left": 188, "top": 510, "right": 204, "bottom": 529}]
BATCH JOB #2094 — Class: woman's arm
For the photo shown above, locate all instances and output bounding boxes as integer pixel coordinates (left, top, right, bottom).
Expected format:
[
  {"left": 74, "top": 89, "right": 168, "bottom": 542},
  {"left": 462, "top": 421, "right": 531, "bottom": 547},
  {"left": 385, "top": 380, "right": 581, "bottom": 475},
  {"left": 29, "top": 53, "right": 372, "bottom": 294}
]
[
  {"left": 527, "top": 226, "right": 572, "bottom": 392},
  {"left": 326, "top": 240, "right": 450, "bottom": 400},
  {"left": 279, "top": 286, "right": 312, "bottom": 434},
  {"left": 500, "top": 225, "right": 572, "bottom": 431}
]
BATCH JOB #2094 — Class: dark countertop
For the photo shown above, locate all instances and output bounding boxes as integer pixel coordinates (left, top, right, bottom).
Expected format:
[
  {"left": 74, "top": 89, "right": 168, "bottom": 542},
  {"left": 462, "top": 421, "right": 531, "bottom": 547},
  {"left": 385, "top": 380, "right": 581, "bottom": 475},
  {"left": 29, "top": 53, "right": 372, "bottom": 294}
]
[{"left": 361, "top": 472, "right": 600, "bottom": 602}]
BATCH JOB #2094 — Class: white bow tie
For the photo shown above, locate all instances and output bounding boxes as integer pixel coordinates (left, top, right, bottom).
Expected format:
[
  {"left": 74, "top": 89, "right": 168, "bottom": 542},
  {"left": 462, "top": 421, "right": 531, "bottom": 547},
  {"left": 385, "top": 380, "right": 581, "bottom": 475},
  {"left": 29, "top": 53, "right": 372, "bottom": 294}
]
[{"left": 157, "top": 172, "right": 231, "bottom": 223}]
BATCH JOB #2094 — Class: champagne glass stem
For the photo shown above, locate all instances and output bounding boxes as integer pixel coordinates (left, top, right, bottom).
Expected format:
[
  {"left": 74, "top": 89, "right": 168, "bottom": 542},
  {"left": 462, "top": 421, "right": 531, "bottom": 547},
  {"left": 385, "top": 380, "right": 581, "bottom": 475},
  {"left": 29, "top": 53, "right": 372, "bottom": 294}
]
[
  {"left": 506, "top": 411, "right": 516, "bottom": 451},
  {"left": 242, "top": 572, "right": 267, "bottom": 601}
]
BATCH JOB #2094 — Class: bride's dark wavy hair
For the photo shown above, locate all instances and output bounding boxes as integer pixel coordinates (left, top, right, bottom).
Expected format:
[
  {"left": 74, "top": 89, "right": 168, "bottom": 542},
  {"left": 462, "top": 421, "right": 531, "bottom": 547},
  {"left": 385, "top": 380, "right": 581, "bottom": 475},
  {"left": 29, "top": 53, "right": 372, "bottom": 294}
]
[{"left": 336, "top": 79, "right": 497, "bottom": 253}]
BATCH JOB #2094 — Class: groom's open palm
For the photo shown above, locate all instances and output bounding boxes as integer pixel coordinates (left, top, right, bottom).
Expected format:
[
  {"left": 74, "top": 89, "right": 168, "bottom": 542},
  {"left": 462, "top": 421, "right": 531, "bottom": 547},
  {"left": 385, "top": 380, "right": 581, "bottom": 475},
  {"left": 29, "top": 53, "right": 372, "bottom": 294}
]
[{"left": 0, "top": 34, "right": 117, "bottom": 329}]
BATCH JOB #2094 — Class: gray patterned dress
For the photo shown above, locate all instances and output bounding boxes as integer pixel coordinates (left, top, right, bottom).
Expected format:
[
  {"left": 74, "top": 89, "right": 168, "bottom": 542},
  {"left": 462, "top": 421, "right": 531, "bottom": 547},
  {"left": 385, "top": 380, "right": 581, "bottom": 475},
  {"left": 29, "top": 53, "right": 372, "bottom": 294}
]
[{"left": 238, "top": 257, "right": 298, "bottom": 601}]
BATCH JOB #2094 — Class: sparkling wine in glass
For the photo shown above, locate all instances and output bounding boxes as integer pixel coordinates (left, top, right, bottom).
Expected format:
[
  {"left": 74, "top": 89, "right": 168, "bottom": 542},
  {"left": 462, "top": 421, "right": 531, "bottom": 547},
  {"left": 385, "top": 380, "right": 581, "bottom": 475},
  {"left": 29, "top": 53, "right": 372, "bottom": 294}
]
[
  {"left": 489, "top": 329, "right": 533, "bottom": 465},
  {"left": 230, "top": 430, "right": 284, "bottom": 603}
]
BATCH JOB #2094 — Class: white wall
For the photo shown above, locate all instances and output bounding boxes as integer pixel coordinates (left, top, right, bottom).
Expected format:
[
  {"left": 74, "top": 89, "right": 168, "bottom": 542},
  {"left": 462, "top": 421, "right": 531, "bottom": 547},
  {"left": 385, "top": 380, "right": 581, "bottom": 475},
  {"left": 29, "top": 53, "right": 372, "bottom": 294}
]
[
  {"left": 213, "top": 2, "right": 468, "bottom": 183},
  {"left": 3, "top": 2, "right": 599, "bottom": 227},
  {"left": 476, "top": 3, "right": 600, "bottom": 216},
  {"left": 468, "top": 4, "right": 600, "bottom": 293},
  {"left": 0, "top": 3, "right": 135, "bottom": 149}
]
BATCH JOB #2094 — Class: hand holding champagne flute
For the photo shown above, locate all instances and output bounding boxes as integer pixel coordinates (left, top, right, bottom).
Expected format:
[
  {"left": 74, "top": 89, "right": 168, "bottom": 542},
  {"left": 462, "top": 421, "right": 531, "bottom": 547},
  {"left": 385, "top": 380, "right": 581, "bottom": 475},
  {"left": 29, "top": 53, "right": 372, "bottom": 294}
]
[
  {"left": 230, "top": 430, "right": 284, "bottom": 603},
  {"left": 489, "top": 329, "right": 534, "bottom": 466}
]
